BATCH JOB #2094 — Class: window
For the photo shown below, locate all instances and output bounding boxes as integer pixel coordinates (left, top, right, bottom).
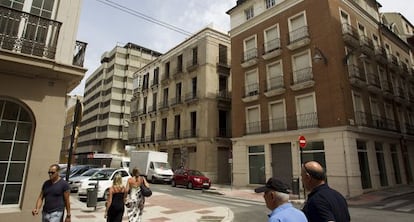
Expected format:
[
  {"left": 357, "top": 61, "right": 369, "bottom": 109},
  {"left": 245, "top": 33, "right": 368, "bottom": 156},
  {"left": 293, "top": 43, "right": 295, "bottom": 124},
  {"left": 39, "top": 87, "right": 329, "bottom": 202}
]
[
  {"left": 269, "top": 100, "right": 286, "bottom": 131},
  {"left": 161, "top": 118, "right": 167, "bottom": 140},
  {"left": 246, "top": 106, "right": 260, "bottom": 134},
  {"left": 267, "top": 61, "right": 283, "bottom": 90},
  {"left": 390, "top": 145, "right": 402, "bottom": 184},
  {"left": 264, "top": 25, "right": 280, "bottom": 53},
  {"left": 370, "top": 97, "right": 382, "bottom": 127},
  {"left": 0, "top": 99, "right": 33, "bottom": 205},
  {"left": 176, "top": 82, "right": 182, "bottom": 103},
  {"left": 245, "top": 6, "right": 254, "bottom": 20},
  {"left": 248, "top": 145, "right": 265, "bottom": 184},
  {"left": 353, "top": 92, "right": 366, "bottom": 125},
  {"left": 174, "top": 115, "right": 180, "bottom": 138},
  {"left": 192, "top": 47, "right": 198, "bottom": 65},
  {"left": 243, "top": 36, "right": 257, "bottom": 62},
  {"left": 190, "top": 111, "right": 197, "bottom": 136},
  {"left": 288, "top": 12, "right": 308, "bottom": 43},
  {"left": 218, "top": 44, "right": 228, "bottom": 65},
  {"left": 357, "top": 140, "right": 372, "bottom": 189},
  {"left": 1, "top": 0, "right": 24, "bottom": 10},
  {"left": 296, "top": 93, "right": 317, "bottom": 128},
  {"left": 150, "top": 121, "right": 155, "bottom": 142},
  {"left": 292, "top": 51, "right": 312, "bottom": 84},
  {"left": 375, "top": 142, "right": 388, "bottom": 186},
  {"left": 301, "top": 141, "right": 326, "bottom": 169},
  {"left": 245, "top": 69, "right": 259, "bottom": 96},
  {"left": 140, "top": 124, "right": 145, "bottom": 139},
  {"left": 30, "top": 0, "right": 55, "bottom": 18},
  {"left": 177, "top": 54, "right": 183, "bottom": 72}
]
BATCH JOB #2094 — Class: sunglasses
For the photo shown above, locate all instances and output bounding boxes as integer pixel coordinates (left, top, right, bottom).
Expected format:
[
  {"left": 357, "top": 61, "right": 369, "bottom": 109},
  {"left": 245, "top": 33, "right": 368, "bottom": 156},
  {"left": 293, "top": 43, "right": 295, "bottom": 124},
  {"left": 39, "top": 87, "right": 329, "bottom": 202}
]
[{"left": 48, "top": 171, "right": 57, "bottom": 175}]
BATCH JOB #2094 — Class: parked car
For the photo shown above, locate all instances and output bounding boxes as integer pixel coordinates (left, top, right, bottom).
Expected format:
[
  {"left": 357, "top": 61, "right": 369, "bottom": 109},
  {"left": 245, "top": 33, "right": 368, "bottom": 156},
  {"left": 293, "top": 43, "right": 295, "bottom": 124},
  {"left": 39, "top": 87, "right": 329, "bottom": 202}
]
[
  {"left": 171, "top": 169, "right": 211, "bottom": 189},
  {"left": 61, "top": 165, "right": 98, "bottom": 180},
  {"left": 77, "top": 168, "right": 130, "bottom": 200},
  {"left": 68, "top": 167, "right": 101, "bottom": 193}
]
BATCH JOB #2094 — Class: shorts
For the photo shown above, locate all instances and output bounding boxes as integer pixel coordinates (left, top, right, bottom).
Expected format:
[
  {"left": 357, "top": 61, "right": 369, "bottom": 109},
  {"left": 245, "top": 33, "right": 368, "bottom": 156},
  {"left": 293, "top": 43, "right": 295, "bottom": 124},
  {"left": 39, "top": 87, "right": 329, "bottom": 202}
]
[{"left": 42, "top": 211, "right": 64, "bottom": 222}]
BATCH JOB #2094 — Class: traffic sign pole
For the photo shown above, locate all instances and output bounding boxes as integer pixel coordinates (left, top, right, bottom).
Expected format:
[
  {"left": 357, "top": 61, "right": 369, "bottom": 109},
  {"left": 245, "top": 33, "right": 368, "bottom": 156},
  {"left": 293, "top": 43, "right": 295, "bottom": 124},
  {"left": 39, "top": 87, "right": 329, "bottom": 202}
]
[{"left": 298, "top": 135, "right": 307, "bottom": 200}]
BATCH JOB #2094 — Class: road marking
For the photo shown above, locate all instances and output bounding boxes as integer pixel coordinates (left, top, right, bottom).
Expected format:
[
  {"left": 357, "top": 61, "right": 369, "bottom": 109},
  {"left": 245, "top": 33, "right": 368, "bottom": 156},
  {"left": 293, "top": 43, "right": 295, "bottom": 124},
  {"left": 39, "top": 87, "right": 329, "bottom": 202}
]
[
  {"left": 395, "top": 204, "right": 414, "bottom": 212},
  {"left": 199, "top": 194, "right": 265, "bottom": 206},
  {"left": 187, "top": 195, "right": 252, "bottom": 207},
  {"left": 371, "top": 200, "right": 409, "bottom": 209}
]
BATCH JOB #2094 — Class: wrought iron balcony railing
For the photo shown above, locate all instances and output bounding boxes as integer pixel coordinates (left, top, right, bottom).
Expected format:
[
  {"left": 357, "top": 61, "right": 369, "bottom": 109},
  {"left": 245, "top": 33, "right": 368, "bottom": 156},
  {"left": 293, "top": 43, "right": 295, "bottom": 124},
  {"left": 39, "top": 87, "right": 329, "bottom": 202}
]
[{"left": 1, "top": 5, "right": 61, "bottom": 59}]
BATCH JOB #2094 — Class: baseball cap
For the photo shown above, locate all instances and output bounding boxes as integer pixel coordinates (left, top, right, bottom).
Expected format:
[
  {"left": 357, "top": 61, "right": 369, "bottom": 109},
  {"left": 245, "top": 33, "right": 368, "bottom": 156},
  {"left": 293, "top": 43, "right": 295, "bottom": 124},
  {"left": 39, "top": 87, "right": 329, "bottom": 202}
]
[{"left": 254, "top": 177, "right": 290, "bottom": 194}]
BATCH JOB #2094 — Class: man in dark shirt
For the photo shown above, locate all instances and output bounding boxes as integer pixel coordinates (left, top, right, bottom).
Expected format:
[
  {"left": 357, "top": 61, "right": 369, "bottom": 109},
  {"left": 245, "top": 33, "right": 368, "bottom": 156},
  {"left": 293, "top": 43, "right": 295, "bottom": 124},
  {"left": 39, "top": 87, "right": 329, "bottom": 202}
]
[
  {"left": 301, "top": 161, "right": 350, "bottom": 222},
  {"left": 32, "top": 164, "right": 71, "bottom": 222}
]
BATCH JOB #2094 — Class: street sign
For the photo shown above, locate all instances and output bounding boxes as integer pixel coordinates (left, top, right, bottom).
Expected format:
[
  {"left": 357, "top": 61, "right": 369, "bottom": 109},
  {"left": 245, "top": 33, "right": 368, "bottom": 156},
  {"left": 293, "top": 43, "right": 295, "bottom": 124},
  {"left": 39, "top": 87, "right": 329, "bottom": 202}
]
[{"left": 298, "top": 135, "right": 307, "bottom": 148}]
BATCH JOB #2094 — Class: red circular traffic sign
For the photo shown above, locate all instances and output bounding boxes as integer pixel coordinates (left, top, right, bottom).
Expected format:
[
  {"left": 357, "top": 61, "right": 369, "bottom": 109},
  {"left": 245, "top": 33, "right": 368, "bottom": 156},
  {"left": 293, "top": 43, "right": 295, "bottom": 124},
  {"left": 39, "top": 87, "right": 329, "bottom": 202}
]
[{"left": 298, "top": 135, "right": 307, "bottom": 148}]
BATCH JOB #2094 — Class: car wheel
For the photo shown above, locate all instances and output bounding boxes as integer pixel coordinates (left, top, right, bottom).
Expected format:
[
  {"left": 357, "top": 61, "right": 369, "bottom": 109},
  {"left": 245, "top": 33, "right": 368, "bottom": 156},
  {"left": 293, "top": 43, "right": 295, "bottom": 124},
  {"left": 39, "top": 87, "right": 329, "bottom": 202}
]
[
  {"left": 103, "top": 189, "right": 110, "bottom": 200},
  {"left": 171, "top": 180, "right": 176, "bottom": 187},
  {"left": 187, "top": 182, "right": 193, "bottom": 189}
]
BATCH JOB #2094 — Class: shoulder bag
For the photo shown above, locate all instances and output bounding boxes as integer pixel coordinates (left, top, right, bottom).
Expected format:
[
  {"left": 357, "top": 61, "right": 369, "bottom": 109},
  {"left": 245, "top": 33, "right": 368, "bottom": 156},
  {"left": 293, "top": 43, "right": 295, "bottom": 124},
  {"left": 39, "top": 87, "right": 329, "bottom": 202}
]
[{"left": 140, "top": 177, "right": 152, "bottom": 197}]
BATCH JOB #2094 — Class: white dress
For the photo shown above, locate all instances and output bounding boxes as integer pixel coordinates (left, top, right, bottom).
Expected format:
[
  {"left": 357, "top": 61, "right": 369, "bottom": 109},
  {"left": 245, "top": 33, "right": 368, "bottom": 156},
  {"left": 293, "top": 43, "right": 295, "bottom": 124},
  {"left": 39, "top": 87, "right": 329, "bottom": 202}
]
[{"left": 126, "top": 184, "right": 144, "bottom": 222}]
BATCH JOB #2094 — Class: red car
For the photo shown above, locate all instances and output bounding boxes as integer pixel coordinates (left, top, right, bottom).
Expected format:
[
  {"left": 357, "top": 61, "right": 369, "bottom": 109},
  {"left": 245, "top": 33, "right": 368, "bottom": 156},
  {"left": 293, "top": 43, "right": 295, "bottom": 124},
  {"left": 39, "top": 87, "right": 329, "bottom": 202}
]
[{"left": 172, "top": 169, "right": 211, "bottom": 189}]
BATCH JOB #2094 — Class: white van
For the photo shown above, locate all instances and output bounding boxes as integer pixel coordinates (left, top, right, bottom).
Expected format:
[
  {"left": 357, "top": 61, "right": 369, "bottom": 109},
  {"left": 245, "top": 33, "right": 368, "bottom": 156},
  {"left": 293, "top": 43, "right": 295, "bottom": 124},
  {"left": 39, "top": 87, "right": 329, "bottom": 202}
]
[{"left": 110, "top": 156, "right": 130, "bottom": 171}]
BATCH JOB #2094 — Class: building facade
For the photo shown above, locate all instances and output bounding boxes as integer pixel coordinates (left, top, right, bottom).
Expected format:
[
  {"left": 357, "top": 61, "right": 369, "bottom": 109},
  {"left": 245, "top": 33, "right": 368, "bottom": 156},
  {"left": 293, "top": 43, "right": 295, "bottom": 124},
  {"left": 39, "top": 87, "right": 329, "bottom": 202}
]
[
  {"left": 227, "top": 0, "right": 414, "bottom": 197},
  {"left": 0, "top": 0, "right": 87, "bottom": 219},
  {"left": 130, "top": 27, "right": 232, "bottom": 183},
  {"left": 76, "top": 43, "right": 161, "bottom": 165}
]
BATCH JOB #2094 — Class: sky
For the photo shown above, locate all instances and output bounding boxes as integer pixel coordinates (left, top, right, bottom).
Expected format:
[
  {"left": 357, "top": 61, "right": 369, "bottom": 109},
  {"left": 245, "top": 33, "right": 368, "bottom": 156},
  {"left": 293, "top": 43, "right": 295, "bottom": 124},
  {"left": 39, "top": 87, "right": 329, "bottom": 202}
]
[{"left": 71, "top": 0, "right": 414, "bottom": 95}]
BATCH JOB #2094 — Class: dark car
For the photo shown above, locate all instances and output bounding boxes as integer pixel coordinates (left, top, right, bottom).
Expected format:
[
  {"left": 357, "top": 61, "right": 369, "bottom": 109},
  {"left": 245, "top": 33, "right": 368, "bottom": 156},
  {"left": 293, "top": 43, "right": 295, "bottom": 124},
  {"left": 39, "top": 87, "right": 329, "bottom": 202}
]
[
  {"left": 60, "top": 165, "right": 97, "bottom": 180},
  {"left": 171, "top": 169, "right": 211, "bottom": 189}
]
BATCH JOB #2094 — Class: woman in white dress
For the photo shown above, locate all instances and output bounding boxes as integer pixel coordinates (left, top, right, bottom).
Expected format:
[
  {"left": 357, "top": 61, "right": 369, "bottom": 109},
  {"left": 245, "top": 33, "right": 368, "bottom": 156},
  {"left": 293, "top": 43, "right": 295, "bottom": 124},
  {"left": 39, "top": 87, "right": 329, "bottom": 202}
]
[{"left": 125, "top": 168, "right": 149, "bottom": 222}]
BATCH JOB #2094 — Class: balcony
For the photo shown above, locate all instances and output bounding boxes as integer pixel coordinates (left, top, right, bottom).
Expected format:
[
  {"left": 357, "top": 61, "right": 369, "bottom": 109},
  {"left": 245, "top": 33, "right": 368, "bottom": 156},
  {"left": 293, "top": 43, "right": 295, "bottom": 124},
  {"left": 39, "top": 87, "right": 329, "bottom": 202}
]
[
  {"left": 73, "top": 40, "right": 87, "bottom": 67},
  {"left": 359, "top": 35, "right": 374, "bottom": 55},
  {"left": 290, "top": 67, "right": 314, "bottom": 91},
  {"left": 168, "top": 131, "right": 180, "bottom": 140},
  {"left": 262, "top": 38, "right": 281, "bottom": 60},
  {"left": 156, "top": 134, "right": 168, "bottom": 142},
  {"left": 217, "top": 128, "right": 231, "bottom": 138},
  {"left": 158, "top": 100, "right": 169, "bottom": 111},
  {"left": 342, "top": 23, "right": 359, "bottom": 47},
  {"left": 347, "top": 64, "right": 366, "bottom": 87},
  {"left": 297, "top": 112, "right": 318, "bottom": 129},
  {"left": 269, "top": 117, "right": 287, "bottom": 132},
  {"left": 184, "top": 91, "right": 199, "bottom": 104},
  {"left": 150, "top": 79, "right": 159, "bottom": 89},
  {"left": 0, "top": 6, "right": 61, "bottom": 59},
  {"left": 264, "top": 75, "right": 286, "bottom": 97},
  {"left": 242, "top": 83, "right": 259, "bottom": 103},
  {"left": 241, "top": 48, "right": 258, "bottom": 68},
  {"left": 287, "top": 26, "right": 310, "bottom": 50},
  {"left": 217, "top": 56, "right": 231, "bottom": 75},
  {"left": 366, "top": 72, "right": 381, "bottom": 93},
  {"left": 169, "top": 97, "right": 183, "bottom": 107},
  {"left": 186, "top": 59, "right": 198, "bottom": 72},
  {"left": 388, "top": 54, "right": 399, "bottom": 70},
  {"left": 354, "top": 111, "right": 399, "bottom": 132},
  {"left": 173, "top": 67, "right": 184, "bottom": 79},
  {"left": 374, "top": 46, "right": 387, "bottom": 64},
  {"left": 182, "top": 129, "right": 199, "bottom": 138},
  {"left": 405, "top": 123, "right": 414, "bottom": 135}
]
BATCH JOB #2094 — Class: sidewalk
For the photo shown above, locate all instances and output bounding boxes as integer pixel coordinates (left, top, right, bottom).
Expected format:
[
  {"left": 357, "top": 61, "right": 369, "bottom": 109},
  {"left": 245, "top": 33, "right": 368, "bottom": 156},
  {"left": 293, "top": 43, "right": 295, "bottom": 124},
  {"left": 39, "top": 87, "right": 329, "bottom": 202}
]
[
  {"left": 347, "top": 184, "right": 414, "bottom": 206},
  {"left": 70, "top": 191, "right": 233, "bottom": 222},
  {"left": 70, "top": 184, "right": 414, "bottom": 221}
]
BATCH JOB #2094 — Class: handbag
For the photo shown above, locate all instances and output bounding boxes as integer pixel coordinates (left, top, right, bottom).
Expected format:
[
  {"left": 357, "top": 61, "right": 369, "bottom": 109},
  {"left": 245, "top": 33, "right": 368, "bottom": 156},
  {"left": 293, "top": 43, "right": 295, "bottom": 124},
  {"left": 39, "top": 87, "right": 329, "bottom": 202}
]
[{"left": 140, "top": 184, "right": 152, "bottom": 197}]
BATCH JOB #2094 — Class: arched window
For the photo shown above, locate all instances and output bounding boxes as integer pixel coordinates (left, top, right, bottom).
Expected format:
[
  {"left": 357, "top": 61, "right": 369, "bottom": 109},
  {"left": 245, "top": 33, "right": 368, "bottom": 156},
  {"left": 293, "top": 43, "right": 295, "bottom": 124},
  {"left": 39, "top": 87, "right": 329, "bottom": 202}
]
[{"left": 0, "top": 99, "right": 34, "bottom": 205}]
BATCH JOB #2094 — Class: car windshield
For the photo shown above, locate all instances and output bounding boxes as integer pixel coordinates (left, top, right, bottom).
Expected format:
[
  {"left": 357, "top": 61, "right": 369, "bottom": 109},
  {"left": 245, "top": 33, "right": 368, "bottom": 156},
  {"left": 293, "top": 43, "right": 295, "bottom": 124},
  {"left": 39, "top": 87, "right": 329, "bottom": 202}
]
[
  {"left": 189, "top": 170, "right": 204, "bottom": 176},
  {"left": 154, "top": 162, "right": 171, "bottom": 170},
  {"left": 90, "top": 169, "right": 116, "bottom": 180},
  {"left": 80, "top": 168, "right": 100, "bottom": 177}
]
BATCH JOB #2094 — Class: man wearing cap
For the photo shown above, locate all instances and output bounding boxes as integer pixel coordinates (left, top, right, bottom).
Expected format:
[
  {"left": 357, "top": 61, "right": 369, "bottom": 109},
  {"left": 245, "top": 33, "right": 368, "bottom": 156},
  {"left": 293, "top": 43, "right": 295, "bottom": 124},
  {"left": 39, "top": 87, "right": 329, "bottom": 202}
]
[
  {"left": 255, "top": 177, "right": 308, "bottom": 222},
  {"left": 301, "top": 161, "right": 350, "bottom": 222}
]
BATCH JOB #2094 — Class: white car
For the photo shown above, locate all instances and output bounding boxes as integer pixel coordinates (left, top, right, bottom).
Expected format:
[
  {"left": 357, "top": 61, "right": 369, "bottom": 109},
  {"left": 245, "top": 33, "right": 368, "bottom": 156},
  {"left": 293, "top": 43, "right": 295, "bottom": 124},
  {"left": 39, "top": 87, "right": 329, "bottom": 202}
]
[
  {"left": 78, "top": 168, "right": 130, "bottom": 200},
  {"left": 69, "top": 168, "right": 101, "bottom": 193}
]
